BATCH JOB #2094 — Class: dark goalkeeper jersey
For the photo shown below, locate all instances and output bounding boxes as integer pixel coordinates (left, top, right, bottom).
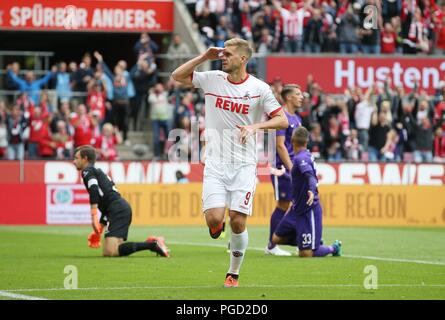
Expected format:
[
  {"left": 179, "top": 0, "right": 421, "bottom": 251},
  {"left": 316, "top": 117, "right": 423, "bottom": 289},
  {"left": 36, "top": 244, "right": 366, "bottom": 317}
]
[{"left": 81, "top": 164, "right": 121, "bottom": 215}]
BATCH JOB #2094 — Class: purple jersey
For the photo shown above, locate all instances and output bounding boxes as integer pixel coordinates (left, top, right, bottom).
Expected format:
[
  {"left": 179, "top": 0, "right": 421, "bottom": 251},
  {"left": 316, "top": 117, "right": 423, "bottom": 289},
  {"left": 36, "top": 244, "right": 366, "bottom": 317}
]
[
  {"left": 291, "top": 149, "right": 319, "bottom": 214},
  {"left": 275, "top": 110, "right": 301, "bottom": 169}
]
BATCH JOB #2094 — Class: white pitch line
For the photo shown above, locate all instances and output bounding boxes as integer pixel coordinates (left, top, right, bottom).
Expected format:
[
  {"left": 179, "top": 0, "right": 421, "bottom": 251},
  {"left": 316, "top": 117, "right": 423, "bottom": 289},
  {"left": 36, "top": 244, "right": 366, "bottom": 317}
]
[
  {"left": 0, "top": 290, "right": 49, "bottom": 300},
  {"left": 2, "top": 283, "right": 445, "bottom": 293},
  {"left": 167, "top": 241, "right": 445, "bottom": 266},
  {"left": 342, "top": 254, "right": 445, "bottom": 266}
]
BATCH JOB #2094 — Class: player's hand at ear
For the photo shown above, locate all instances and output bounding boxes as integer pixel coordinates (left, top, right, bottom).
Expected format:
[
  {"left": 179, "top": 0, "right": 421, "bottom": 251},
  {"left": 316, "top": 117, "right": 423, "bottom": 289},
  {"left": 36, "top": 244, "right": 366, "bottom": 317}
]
[
  {"left": 306, "top": 191, "right": 314, "bottom": 206},
  {"left": 203, "top": 47, "right": 225, "bottom": 61}
]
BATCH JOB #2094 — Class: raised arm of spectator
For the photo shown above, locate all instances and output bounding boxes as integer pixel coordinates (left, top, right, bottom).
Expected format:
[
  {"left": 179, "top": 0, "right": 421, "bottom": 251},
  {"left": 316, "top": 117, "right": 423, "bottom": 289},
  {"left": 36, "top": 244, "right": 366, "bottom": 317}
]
[
  {"left": 407, "top": 81, "right": 419, "bottom": 101},
  {"left": 6, "top": 67, "right": 26, "bottom": 89},
  {"left": 272, "top": 0, "right": 285, "bottom": 13},
  {"left": 363, "top": 86, "right": 373, "bottom": 102},
  {"left": 94, "top": 51, "right": 114, "bottom": 80},
  {"left": 383, "top": 78, "right": 393, "bottom": 101},
  {"left": 35, "top": 65, "right": 57, "bottom": 88}
]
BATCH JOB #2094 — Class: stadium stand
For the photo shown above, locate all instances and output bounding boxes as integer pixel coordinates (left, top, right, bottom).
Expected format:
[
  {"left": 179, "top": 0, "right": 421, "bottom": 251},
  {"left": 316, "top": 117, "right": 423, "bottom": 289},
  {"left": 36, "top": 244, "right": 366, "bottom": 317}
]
[{"left": 0, "top": 0, "right": 444, "bottom": 162}]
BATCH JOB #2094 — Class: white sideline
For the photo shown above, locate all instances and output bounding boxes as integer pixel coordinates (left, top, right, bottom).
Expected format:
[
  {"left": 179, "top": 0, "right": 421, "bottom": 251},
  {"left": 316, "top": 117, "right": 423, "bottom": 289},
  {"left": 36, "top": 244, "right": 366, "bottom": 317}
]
[
  {"left": 0, "top": 290, "right": 49, "bottom": 300},
  {"left": 2, "top": 283, "right": 445, "bottom": 294},
  {"left": 168, "top": 241, "right": 445, "bottom": 266}
]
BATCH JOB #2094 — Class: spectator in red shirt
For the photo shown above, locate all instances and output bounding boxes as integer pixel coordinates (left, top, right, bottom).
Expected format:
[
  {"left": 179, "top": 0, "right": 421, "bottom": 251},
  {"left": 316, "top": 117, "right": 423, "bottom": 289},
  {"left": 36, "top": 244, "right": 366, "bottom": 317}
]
[
  {"left": 433, "top": 126, "right": 445, "bottom": 162},
  {"left": 87, "top": 80, "right": 107, "bottom": 124},
  {"left": 401, "top": 4, "right": 430, "bottom": 54},
  {"left": 15, "top": 92, "right": 34, "bottom": 115},
  {"left": 381, "top": 22, "right": 398, "bottom": 53},
  {"left": 38, "top": 121, "right": 56, "bottom": 159},
  {"left": 307, "top": 122, "right": 325, "bottom": 160},
  {"left": 53, "top": 120, "right": 73, "bottom": 160},
  {"left": 28, "top": 106, "right": 49, "bottom": 159},
  {"left": 70, "top": 104, "right": 96, "bottom": 148},
  {"left": 39, "top": 90, "right": 54, "bottom": 114},
  {"left": 435, "top": 15, "right": 445, "bottom": 53},
  {"left": 6, "top": 105, "right": 28, "bottom": 160},
  {"left": 94, "top": 123, "right": 122, "bottom": 161},
  {"left": 434, "top": 95, "right": 445, "bottom": 125}
]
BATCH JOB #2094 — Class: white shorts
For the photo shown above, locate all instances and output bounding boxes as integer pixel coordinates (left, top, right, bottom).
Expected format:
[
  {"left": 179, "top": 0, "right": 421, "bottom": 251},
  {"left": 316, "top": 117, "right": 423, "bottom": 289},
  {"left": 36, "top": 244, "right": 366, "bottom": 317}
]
[{"left": 202, "top": 159, "right": 257, "bottom": 215}]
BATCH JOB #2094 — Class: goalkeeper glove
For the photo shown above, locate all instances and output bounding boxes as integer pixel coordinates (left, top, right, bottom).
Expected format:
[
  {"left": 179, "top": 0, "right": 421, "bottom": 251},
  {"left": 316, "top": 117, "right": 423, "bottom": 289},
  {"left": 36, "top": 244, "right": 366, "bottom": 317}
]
[{"left": 88, "top": 231, "right": 102, "bottom": 248}]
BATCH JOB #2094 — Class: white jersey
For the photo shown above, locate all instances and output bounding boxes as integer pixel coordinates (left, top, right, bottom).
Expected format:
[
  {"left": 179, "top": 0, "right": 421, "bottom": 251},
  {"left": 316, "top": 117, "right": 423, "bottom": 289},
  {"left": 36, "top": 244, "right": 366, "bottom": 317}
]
[
  {"left": 192, "top": 70, "right": 281, "bottom": 164},
  {"left": 280, "top": 8, "right": 305, "bottom": 38}
]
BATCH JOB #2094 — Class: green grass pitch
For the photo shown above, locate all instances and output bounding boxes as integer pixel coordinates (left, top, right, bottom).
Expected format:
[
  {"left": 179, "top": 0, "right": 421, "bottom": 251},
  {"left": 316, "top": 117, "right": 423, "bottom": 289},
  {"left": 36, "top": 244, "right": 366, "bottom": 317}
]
[{"left": 0, "top": 225, "right": 444, "bottom": 300}]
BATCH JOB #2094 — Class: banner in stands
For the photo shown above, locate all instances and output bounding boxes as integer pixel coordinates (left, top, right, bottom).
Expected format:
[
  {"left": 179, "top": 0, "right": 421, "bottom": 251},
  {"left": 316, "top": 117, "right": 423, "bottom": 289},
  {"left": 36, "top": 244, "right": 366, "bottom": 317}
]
[
  {"left": 1, "top": 161, "right": 443, "bottom": 186},
  {"left": 0, "top": 0, "right": 174, "bottom": 32},
  {"left": 266, "top": 56, "right": 445, "bottom": 95}
]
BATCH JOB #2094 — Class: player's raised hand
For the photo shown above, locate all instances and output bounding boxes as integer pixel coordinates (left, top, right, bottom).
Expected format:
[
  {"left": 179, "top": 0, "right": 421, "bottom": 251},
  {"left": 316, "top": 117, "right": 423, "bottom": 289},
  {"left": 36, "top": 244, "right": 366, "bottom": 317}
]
[
  {"left": 236, "top": 124, "right": 257, "bottom": 144},
  {"left": 307, "top": 190, "right": 314, "bottom": 206},
  {"left": 203, "top": 47, "right": 225, "bottom": 61}
]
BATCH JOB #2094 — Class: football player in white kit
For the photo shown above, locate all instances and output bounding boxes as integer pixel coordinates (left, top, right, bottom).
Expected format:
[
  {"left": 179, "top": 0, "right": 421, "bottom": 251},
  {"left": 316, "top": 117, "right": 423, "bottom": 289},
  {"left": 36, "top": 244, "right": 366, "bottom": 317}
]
[{"left": 171, "top": 38, "right": 288, "bottom": 287}]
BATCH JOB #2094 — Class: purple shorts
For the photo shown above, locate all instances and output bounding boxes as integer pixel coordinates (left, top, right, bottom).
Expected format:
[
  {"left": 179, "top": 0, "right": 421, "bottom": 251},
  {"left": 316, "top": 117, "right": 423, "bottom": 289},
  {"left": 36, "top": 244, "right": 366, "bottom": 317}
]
[
  {"left": 274, "top": 202, "right": 323, "bottom": 250},
  {"left": 270, "top": 174, "right": 293, "bottom": 201}
]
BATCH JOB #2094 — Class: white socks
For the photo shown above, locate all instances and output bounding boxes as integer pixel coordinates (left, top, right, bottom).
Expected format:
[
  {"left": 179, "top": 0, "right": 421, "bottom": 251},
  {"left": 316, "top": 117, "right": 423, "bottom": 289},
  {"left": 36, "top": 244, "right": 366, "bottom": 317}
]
[{"left": 228, "top": 229, "right": 248, "bottom": 275}]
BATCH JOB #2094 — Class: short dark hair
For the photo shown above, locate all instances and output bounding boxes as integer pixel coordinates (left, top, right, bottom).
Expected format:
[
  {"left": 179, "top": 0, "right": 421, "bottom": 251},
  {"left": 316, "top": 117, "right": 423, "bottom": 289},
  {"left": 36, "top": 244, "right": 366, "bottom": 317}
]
[
  {"left": 291, "top": 126, "right": 309, "bottom": 147},
  {"left": 281, "top": 84, "right": 300, "bottom": 102},
  {"left": 74, "top": 145, "right": 96, "bottom": 164}
]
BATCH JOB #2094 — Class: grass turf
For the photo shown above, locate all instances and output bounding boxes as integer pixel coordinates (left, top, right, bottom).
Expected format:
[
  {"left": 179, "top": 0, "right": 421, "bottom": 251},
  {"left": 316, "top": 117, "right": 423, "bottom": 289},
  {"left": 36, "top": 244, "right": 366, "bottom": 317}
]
[{"left": 0, "top": 225, "right": 444, "bottom": 300}]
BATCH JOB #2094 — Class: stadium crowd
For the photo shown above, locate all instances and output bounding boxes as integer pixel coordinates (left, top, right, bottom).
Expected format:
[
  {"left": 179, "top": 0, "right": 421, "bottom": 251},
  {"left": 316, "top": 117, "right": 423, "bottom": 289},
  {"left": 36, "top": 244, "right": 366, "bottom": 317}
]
[
  {"left": 187, "top": 0, "right": 445, "bottom": 55},
  {"left": 1, "top": 0, "right": 445, "bottom": 163}
]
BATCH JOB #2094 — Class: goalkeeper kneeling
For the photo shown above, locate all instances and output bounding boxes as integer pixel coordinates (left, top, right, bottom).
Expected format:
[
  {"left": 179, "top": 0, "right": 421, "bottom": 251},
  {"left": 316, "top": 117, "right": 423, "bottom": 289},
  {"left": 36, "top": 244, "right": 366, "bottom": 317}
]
[{"left": 73, "top": 145, "right": 170, "bottom": 258}]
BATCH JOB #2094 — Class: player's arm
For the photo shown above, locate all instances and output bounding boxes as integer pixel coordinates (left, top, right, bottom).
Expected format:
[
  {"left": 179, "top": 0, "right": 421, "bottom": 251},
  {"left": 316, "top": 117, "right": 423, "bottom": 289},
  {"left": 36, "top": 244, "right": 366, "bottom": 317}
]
[
  {"left": 87, "top": 203, "right": 103, "bottom": 249},
  {"left": 90, "top": 204, "right": 102, "bottom": 234},
  {"left": 276, "top": 135, "right": 293, "bottom": 171},
  {"left": 83, "top": 170, "right": 103, "bottom": 234},
  {"left": 303, "top": 171, "right": 317, "bottom": 206},
  {"left": 171, "top": 47, "right": 225, "bottom": 87},
  {"left": 258, "top": 109, "right": 288, "bottom": 130},
  {"left": 237, "top": 109, "right": 288, "bottom": 144}
]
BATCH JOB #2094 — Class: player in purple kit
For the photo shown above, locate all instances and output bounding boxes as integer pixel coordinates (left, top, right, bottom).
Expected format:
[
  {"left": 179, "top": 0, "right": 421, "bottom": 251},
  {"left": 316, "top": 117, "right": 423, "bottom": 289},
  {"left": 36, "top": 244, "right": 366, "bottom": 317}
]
[
  {"left": 270, "top": 126, "right": 342, "bottom": 257},
  {"left": 265, "top": 84, "right": 304, "bottom": 256}
]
